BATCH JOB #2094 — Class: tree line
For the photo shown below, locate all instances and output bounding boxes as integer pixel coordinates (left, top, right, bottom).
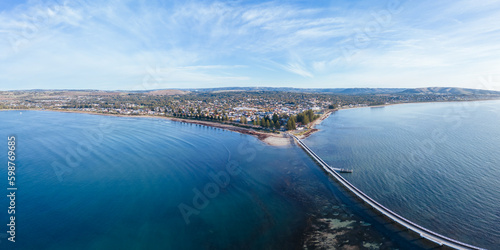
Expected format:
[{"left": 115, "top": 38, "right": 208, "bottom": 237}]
[{"left": 286, "top": 109, "right": 320, "bottom": 130}]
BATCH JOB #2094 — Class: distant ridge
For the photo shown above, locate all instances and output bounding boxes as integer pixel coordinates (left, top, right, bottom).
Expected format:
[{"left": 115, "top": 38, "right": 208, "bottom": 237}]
[
  {"left": 5, "top": 87, "right": 500, "bottom": 96},
  {"left": 335, "top": 88, "right": 406, "bottom": 95},
  {"left": 179, "top": 87, "right": 407, "bottom": 94},
  {"left": 178, "top": 87, "right": 500, "bottom": 95},
  {"left": 145, "top": 89, "right": 190, "bottom": 95},
  {"left": 400, "top": 87, "right": 498, "bottom": 95}
]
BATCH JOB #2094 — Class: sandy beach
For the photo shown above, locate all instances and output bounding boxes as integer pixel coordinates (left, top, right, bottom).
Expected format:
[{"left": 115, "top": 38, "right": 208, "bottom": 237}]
[
  {"left": 166, "top": 116, "right": 294, "bottom": 146},
  {"left": 2, "top": 108, "right": 335, "bottom": 146},
  {"left": 5, "top": 99, "right": 497, "bottom": 145},
  {"left": 26, "top": 109, "right": 301, "bottom": 146},
  {"left": 294, "top": 110, "right": 334, "bottom": 140}
]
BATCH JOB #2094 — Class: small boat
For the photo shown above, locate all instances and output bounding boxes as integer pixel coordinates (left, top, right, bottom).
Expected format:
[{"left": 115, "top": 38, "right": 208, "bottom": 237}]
[{"left": 339, "top": 168, "right": 353, "bottom": 173}]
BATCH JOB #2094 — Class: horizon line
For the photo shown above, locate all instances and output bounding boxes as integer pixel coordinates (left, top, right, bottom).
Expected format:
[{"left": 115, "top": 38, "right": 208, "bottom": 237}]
[{"left": 1, "top": 86, "right": 497, "bottom": 92}]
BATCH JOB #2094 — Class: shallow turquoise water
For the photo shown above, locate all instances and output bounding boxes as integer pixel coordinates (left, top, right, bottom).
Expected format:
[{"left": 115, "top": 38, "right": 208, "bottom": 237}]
[{"left": 306, "top": 100, "right": 500, "bottom": 249}]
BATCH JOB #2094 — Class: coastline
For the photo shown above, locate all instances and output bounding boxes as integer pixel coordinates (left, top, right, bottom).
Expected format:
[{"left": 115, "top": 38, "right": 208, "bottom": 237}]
[
  {"left": 5, "top": 98, "right": 497, "bottom": 145},
  {"left": 0, "top": 106, "right": 401, "bottom": 145},
  {"left": 60, "top": 109, "right": 335, "bottom": 145},
  {"left": 5, "top": 108, "right": 295, "bottom": 146},
  {"left": 294, "top": 109, "right": 334, "bottom": 140},
  {"left": 4, "top": 99, "right": 498, "bottom": 249},
  {"left": 167, "top": 116, "right": 293, "bottom": 147}
]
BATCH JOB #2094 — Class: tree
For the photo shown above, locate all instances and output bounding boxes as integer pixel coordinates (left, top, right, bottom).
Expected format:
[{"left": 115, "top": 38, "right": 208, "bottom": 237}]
[
  {"left": 303, "top": 115, "right": 310, "bottom": 125},
  {"left": 272, "top": 113, "right": 279, "bottom": 123},
  {"left": 240, "top": 116, "right": 247, "bottom": 124},
  {"left": 286, "top": 119, "right": 294, "bottom": 130},
  {"left": 286, "top": 115, "right": 296, "bottom": 130},
  {"left": 306, "top": 110, "right": 314, "bottom": 122},
  {"left": 265, "top": 120, "right": 270, "bottom": 128},
  {"left": 274, "top": 120, "right": 280, "bottom": 130}
]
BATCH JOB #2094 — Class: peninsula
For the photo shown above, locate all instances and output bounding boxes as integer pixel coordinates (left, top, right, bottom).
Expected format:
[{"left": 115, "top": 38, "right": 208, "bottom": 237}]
[{"left": 2, "top": 87, "right": 500, "bottom": 146}]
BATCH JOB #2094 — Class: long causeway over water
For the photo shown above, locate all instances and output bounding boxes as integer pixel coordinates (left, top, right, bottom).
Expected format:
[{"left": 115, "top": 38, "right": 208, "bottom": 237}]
[{"left": 290, "top": 134, "right": 485, "bottom": 250}]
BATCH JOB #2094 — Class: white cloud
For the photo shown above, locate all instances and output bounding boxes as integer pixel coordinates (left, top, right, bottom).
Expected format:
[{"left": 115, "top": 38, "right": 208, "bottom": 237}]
[{"left": 1, "top": 0, "right": 500, "bottom": 90}]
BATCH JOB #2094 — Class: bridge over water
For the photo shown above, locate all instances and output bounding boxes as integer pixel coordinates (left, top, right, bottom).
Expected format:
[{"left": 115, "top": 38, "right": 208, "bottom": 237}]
[{"left": 290, "top": 134, "right": 485, "bottom": 250}]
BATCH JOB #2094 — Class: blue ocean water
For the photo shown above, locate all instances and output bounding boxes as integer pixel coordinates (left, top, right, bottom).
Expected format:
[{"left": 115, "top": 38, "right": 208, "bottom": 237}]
[
  {"left": 0, "top": 110, "right": 415, "bottom": 250},
  {"left": 305, "top": 100, "right": 500, "bottom": 249},
  {"left": 1, "top": 102, "right": 498, "bottom": 249}
]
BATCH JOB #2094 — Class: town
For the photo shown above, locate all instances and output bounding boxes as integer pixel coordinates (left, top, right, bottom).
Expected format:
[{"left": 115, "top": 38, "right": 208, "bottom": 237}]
[{"left": 1, "top": 87, "right": 500, "bottom": 133}]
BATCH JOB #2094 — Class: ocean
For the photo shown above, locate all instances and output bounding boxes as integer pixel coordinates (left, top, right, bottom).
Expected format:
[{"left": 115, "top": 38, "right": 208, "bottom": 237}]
[
  {"left": 305, "top": 100, "right": 500, "bottom": 249},
  {"left": 0, "top": 101, "right": 498, "bottom": 249}
]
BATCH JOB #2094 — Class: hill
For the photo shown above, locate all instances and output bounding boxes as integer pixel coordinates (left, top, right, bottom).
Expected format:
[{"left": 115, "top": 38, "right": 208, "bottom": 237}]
[
  {"left": 145, "top": 89, "right": 190, "bottom": 95},
  {"left": 178, "top": 87, "right": 500, "bottom": 95},
  {"left": 400, "top": 87, "right": 499, "bottom": 95}
]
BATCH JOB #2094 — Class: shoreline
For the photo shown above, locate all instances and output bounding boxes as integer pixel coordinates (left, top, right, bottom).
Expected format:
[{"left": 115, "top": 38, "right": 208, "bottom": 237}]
[
  {"left": 3, "top": 98, "right": 498, "bottom": 145},
  {"left": 7, "top": 108, "right": 295, "bottom": 147},
  {"left": 56, "top": 109, "right": 334, "bottom": 145},
  {"left": 336, "top": 98, "right": 500, "bottom": 111},
  {"left": 295, "top": 109, "right": 334, "bottom": 140}
]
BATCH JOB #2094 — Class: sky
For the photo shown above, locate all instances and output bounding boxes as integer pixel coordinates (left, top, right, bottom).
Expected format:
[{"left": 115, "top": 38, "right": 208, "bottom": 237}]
[{"left": 1, "top": 0, "right": 500, "bottom": 91}]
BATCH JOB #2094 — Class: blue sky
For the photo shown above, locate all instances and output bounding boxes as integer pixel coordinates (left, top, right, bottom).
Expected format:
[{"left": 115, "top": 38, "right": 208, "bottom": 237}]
[{"left": 1, "top": 0, "right": 500, "bottom": 90}]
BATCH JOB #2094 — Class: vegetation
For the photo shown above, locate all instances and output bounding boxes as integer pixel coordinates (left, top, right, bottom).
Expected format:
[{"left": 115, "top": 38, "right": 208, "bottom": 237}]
[
  {"left": 240, "top": 116, "right": 247, "bottom": 124},
  {"left": 286, "top": 116, "right": 296, "bottom": 130},
  {"left": 295, "top": 110, "right": 319, "bottom": 125},
  {"left": 2, "top": 88, "right": 500, "bottom": 134}
]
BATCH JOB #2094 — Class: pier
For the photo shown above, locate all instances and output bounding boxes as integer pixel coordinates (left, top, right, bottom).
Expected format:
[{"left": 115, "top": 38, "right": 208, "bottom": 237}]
[{"left": 290, "top": 134, "right": 485, "bottom": 250}]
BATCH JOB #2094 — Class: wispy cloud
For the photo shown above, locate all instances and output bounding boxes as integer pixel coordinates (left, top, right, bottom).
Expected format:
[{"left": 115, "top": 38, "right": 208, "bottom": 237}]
[{"left": 1, "top": 0, "right": 500, "bottom": 90}]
